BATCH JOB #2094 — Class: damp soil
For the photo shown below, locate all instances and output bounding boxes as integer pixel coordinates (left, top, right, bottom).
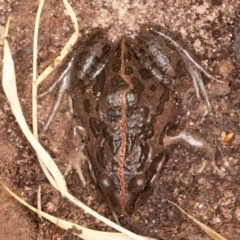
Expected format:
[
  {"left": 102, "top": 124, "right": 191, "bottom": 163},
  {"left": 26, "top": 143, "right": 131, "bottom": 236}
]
[{"left": 0, "top": 1, "right": 240, "bottom": 239}]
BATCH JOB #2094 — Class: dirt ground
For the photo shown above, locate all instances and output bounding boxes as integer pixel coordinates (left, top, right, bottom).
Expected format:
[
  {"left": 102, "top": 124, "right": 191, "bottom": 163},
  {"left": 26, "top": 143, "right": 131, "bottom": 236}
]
[{"left": 1, "top": 0, "right": 240, "bottom": 239}]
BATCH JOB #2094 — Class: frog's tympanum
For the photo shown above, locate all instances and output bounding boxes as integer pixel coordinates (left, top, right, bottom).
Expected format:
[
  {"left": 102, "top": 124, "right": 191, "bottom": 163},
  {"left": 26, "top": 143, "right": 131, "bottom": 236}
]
[{"left": 42, "top": 26, "right": 223, "bottom": 215}]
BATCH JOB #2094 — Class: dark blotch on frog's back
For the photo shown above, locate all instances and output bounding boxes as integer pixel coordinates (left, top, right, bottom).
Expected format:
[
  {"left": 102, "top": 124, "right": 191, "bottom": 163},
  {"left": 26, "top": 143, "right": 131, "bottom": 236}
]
[
  {"left": 124, "top": 51, "right": 132, "bottom": 61},
  {"left": 124, "top": 66, "right": 133, "bottom": 75},
  {"left": 149, "top": 84, "right": 157, "bottom": 91},
  {"left": 112, "top": 58, "right": 122, "bottom": 72},
  {"left": 115, "top": 43, "right": 122, "bottom": 58},
  {"left": 131, "top": 77, "right": 145, "bottom": 93},
  {"left": 89, "top": 117, "right": 108, "bottom": 138},
  {"left": 111, "top": 75, "right": 129, "bottom": 90},
  {"left": 139, "top": 68, "right": 153, "bottom": 79},
  {"left": 83, "top": 98, "right": 91, "bottom": 113},
  {"left": 155, "top": 85, "right": 169, "bottom": 115}
]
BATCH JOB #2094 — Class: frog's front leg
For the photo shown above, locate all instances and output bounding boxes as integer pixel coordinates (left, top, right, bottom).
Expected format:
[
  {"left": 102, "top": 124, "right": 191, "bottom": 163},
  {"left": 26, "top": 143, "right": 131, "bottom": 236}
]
[{"left": 163, "top": 131, "right": 224, "bottom": 175}]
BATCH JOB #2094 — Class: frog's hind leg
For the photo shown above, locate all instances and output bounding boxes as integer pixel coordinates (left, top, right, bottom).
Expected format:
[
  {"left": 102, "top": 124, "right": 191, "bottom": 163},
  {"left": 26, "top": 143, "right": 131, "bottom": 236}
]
[
  {"left": 163, "top": 130, "right": 225, "bottom": 175},
  {"left": 39, "top": 55, "right": 76, "bottom": 132},
  {"left": 134, "top": 26, "right": 224, "bottom": 113},
  {"left": 39, "top": 29, "right": 111, "bottom": 132},
  {"left": 151, "top": 28, "right": 225, "bottom": 112}
]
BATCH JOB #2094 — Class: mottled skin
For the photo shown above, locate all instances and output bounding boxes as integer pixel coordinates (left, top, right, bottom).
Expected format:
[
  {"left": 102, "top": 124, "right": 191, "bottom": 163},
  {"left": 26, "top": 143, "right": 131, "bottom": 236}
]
[{"left": 70, "top": 29, "right": 177, "bottom": 214}]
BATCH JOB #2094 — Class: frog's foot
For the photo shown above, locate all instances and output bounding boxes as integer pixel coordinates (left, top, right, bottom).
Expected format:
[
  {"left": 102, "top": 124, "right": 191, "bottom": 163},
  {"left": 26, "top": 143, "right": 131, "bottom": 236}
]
[
  {"left": 163, "top": 131, "right": 225, "bottom": 175},
  {"left": 64, "top": 124, "right": 96, "bottom": 186},
  {"left": 64, "top": 144, "right": 88, "bottom": 186},
  {"left": 149, "top": 27, "right": 224, "bottom": 113},
  {"left": 39, "top": 55, "right": 75, "bottom": 132},
  {"left": 63, "top": 124, "right": 88, "bottom": 186}
]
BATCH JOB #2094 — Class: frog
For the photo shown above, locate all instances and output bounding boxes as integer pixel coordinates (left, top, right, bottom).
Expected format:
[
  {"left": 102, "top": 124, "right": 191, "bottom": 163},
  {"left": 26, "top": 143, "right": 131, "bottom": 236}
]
[{"left": 41, "top": 25, "right": 224, "bottom": 215}]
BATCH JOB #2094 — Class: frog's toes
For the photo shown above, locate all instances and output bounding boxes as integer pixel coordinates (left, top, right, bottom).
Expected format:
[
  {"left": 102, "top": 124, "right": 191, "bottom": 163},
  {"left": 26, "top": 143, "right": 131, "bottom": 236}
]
[
  {"left": 196, "top": 158, "right": 225, "bottom": 175},
  {"left": 63, "top": 146, "right": 88, "bottom": 186}
]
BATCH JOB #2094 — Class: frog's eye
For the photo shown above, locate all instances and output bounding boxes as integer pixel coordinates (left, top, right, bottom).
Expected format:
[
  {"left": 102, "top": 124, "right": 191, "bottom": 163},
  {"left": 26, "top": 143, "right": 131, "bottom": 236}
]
[
  {"left": 127, "top": 204, "right": 135, "bottom": 213},
  {"left": 129, "top": 174, "right": 147, "bottom": 192},
  {"left": 99, "top": 175, "right": 113, "bottom": 193}
]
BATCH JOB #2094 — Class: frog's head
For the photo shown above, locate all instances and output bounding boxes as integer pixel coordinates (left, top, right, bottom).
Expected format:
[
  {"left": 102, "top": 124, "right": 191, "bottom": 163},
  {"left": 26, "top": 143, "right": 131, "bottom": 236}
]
[
  {"left": 98, "top": 172, "right": 153, "bottom": 215},
  {"left": 94, "top": 141, "right": 165, "bottom": 215}
]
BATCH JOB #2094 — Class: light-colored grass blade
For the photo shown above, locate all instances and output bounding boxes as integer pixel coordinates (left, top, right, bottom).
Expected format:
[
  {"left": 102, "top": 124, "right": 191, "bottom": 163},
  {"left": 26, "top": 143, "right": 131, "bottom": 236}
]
[
  {"left": 1, "top": 182, "right": 155, "bottom": 240},
  {"left": 169, "top": 201, "right": 227, "bottom": 240},
  {"left": 32, "top": 0, "right": 79, "bottom": 138},
  {"left": 2, "top": 16, "right": 68, "bottom": 195}
]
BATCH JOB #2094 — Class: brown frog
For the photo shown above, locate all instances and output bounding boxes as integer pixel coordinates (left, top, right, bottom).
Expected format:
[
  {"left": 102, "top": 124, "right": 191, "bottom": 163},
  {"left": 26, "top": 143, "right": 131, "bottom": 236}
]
[{"left": 42, "top": 26, "right": 223, "bottom": 215}]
